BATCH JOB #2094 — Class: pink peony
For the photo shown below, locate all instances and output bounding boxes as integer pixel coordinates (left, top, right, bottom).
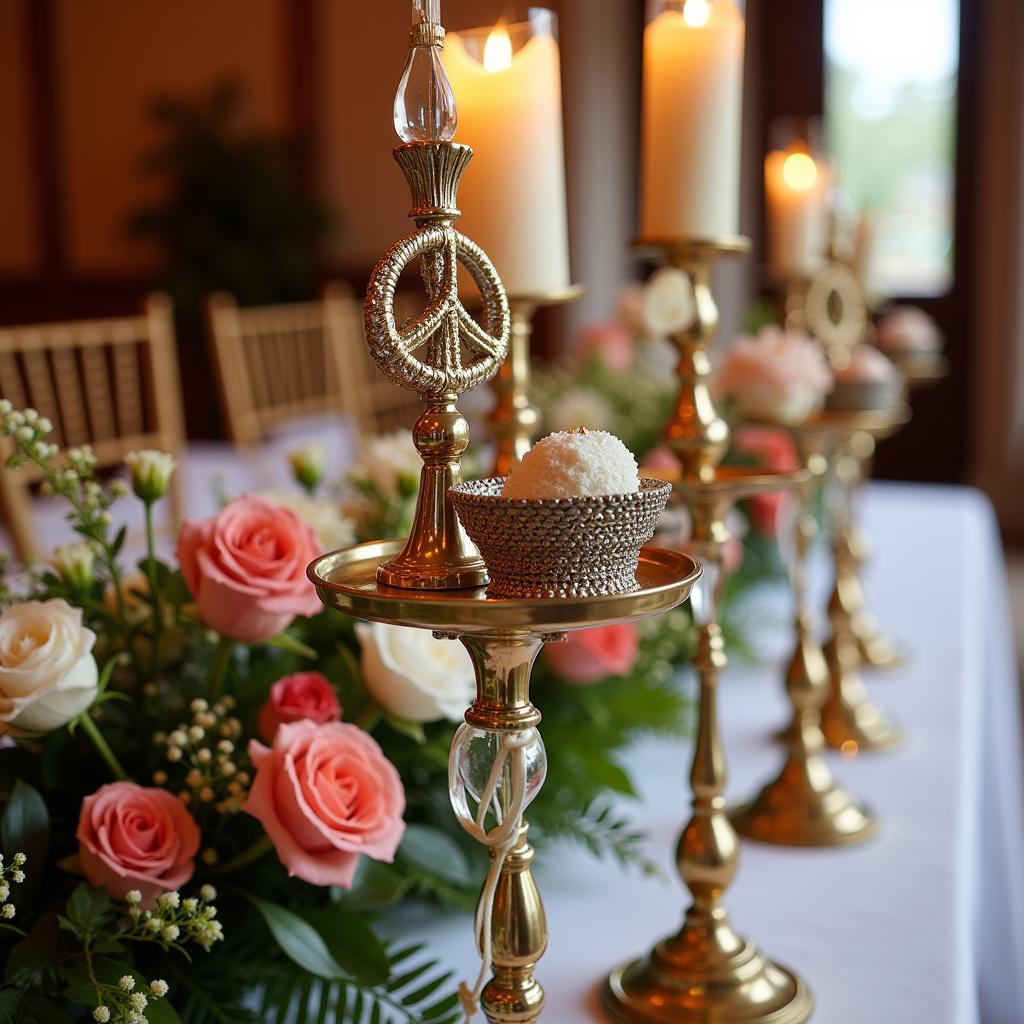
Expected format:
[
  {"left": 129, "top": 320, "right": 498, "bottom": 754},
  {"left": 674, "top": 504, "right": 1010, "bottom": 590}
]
[
  {"left": 77, "top": 782, "right": 200, "bottom": 907},
  {"left": 258, "top": 671, "right": 341, "bottom": 742},
  {"left": 177, "top": 495, "right": 323, "bottom": 643},
  {"left": 574, "top": 321, "right": 635, "bottom": 373},
  {"left": 734, "top": 427, "right": 800, "bottom": 536},
  {"left": 546, "top": 624, "right": 640, "bottom": 684},
  {"left": 715, "top": 326, "right": 833, "bottom": 425},
  {"left": 243, "top": 720, "right": 405, "bottom": 888}
]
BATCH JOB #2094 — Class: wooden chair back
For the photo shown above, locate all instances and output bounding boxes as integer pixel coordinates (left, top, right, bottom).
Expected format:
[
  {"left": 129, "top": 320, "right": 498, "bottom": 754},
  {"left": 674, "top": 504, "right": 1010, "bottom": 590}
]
[
  {"left": 204, "top": 283, "right": 424, "bottom": 445},
  {"left": 0, "top": 294, "right": 185, "bottom": 559}
]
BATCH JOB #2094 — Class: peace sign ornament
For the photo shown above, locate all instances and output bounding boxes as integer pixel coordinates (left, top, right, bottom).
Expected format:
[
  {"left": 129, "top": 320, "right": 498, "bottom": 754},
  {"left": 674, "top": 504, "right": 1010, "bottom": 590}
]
[{"left": 364, "top": 140, "right": 510, "bottom": 590}]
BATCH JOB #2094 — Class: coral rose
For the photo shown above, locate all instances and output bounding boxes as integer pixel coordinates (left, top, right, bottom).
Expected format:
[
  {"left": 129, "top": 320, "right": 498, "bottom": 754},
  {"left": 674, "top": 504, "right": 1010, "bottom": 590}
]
[
  {"left": 0, "top": 599, "right": 98, "bottom": 734},
  {"left": 546, "top": 624, "right": 640, "bottom": 685},
  {"left": 258, "top": 671, "right": 341, "bottom": 742},
  {"left": 244, "top": 720, "right": 405, "bottom": 888},
  {"left": 177, "top": 495, "right": 323, "bottom": 643},
  {"left": 734, "top": 427, "right": 800, "bottom": 536},
  {"left": 77, "top": 782, "right": 200, "bottom": 907}
]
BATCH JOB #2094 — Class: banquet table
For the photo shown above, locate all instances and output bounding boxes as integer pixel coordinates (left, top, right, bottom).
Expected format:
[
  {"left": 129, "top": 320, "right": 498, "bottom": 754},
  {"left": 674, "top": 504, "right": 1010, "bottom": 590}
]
[{"left": 379, "top": 483, "right": 1024, "bottom": 1024}]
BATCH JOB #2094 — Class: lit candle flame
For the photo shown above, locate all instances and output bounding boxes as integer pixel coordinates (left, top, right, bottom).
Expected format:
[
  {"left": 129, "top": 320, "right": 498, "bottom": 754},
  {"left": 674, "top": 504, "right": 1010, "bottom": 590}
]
[
  {"left": 683, "top": 0, "right": 712, "bottom": 27},
  {"left": 483, "top": 25, "right": 513, "bottom": 72},
  {"left": 782, "top": 152, "right": 818, "bottom": 192}
]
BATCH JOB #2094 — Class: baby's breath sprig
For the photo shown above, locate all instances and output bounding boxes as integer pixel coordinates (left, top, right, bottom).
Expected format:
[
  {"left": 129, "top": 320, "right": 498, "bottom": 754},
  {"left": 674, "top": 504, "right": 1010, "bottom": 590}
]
[
  {"left": 0, "top": 852, "right": 28, "bottom": 933},
  {"left": 0, "top": 403, "right": 130, "bottom": 623},
  {"left": 123, "top": 887, "right": 224, "bottom": 953},
  {"left": 91, "top": 973, "right": 171, "bottom": 1024},
  {"left": 153, "top": 698, "right": 250, "bottom": 816}
]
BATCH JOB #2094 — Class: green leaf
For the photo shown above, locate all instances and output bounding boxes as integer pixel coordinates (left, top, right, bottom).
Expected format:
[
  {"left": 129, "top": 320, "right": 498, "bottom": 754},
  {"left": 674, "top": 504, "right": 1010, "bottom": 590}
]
[
  {"left": 110, "top": 525, "right": 128, "bottom": 557},
  {"left": 246, "top": 895, "right": 350, "bottom": 982},
  {"left": 4, "top": 938, "right": 45, "bottom": 986},
  {"left": 264, "top": 632, "right": 317, "bottom": 659},
  {"left": 382, "top": 712, "right": 427, "bottom": 744},
  {"left": 62, "top": 883, "right": 114, "bottom": 941},
  {"left": 334, "top": 858, "right": 410, "bottom": 913},
  {"left": 162, "top": 569, "right": 193, "bottom": 606},
  {"left": 0, "top": 989, "right": 73, "bottom": 1024},
  {"left": 397, "top": 825, "right": 470, "bottom": 886},
  {"left": 300, "top": 907, "right": 390, "bottom": 987},
  {"left": 580, "top": 754, "right": 636, "bottom": 797},
  {"left": 1, "top": 779, "right": 50, "bottom": 891}
]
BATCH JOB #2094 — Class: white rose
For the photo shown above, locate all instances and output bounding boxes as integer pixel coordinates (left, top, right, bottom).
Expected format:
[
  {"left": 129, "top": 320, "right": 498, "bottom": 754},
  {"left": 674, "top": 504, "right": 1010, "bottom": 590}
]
[
  {"left": 642, "top": 267, "right": 696, "bottom": 336},
  {"left": 0, "top": 599, "right": 99, "bottom": 734},
  {"left": 356, "top": 622, "right": 475, "bottom": 723}
]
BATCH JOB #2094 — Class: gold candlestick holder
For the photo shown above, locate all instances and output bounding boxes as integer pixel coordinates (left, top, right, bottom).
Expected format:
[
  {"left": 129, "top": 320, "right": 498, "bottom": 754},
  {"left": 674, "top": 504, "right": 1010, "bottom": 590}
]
[
  {"left": 731, "top": 415, "right": 875, "bottom": 846},
  {"left": 487, "top": 285, "right": 584, "bottom": 477},
  {"left": 311, "top": 22, "right": 703, "bottom": 1021},
  {"left": 818, "top": 408, "right": 909, "bottom": 753},
  {"left": 603, "top": 237, "right": 813, "bottom": 1024}
]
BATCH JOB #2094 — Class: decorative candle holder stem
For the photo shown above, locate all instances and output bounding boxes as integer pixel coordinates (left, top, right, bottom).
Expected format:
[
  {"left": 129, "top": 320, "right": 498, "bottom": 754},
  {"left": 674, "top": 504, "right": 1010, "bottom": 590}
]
[
  {"left": 605, "top": 543, "right": 812, "bottom": 1023},
  {"left": 605, "top": 236, "right": 811, "bottom": 1022},
  {"left": 819, "top": 440, "right": 902, "bottom": 753},
  {"left": 732, "top": 431, "right": 875, "bottom": 846},
  {"left": 486, "top": 286, "right": 582, "bottom": 478},
  {"left": 488, "top": 303, "right": 541, "bottom": 478},
  {"left": 658, "top": 239, "right": 749, "bottom": 482},
  {"left": 453, "top": 630, "right": 550, "bottom": 1024},
  {"left": 364, "top": 140, "right": 510, "bottom": 589},
  {"left": 842, "top": 431, "right": 904, "bottom": 669}
]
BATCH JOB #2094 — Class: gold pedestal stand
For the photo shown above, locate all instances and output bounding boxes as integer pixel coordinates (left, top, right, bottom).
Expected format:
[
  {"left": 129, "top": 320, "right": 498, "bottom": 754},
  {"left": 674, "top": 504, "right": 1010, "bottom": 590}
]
[
  {"left": 817, "top": 407, "right": 910, "bottom": 753},
  {"left": 488, "top": 285, "right": 584, "bottom": 477},
  {"left": 313, "top": 46, "right": 702, "bottom": 1021},
  {"left": 731, "top": 416, "right": 875, "bottom": 846},
  {"left": 603, "top": 238, "right": 813, "bottom": 1024},
  {"left": 312, "top": 543, "right": 700, "bottom": 1024}
]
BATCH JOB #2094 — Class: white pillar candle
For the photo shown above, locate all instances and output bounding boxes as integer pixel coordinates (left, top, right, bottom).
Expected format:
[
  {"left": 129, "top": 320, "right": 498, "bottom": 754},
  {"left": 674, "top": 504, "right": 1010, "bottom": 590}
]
[
  {"left": 639, "top": 0, "right": 745, "bottom": 240},
  {"left": 444, "top": 14, "right": 571, "bottom": 297},
  {"left": 764, "top": 147, "right": 830, "bottom": 278}
]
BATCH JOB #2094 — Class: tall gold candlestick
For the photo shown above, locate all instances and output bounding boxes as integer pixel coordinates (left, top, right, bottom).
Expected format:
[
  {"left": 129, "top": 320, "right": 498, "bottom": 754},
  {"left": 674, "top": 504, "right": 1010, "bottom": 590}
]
[
  {"left": 487, "top": 285, "right": 583, "bottom": 477},
  {"left": 732, "top": 420, "right": 875, "bottom": 846},
  {"left": 604, "top": 237, "right": 812, "bottom": 1024},
  {"left": 818, "top": 421, "right": 907, "bottom": 753}
]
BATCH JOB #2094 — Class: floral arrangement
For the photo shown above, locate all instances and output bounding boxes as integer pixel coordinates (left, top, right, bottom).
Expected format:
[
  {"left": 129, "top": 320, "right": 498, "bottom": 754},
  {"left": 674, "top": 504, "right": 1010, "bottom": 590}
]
[
  {"left": 0, "top": 404, "right": 697, "bottom": 1023},
  {"left": 713, "top": 325, "right": 834, "bottom": 426}
]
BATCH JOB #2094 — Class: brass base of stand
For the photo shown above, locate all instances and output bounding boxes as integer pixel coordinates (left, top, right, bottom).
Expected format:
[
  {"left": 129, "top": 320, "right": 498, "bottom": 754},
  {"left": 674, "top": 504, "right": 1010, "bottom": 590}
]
[
  {"left": 731, "top": 761, "right": 876, "bottom": 847},
  {"left": 856, "top": 629, "right": 906, "bottom": 670},
  {"left": 820, "top": 638, "right": 902, "bottom": 753},
  {"left": 604, "top": 940, "right": 813, "bottom": 1024}
]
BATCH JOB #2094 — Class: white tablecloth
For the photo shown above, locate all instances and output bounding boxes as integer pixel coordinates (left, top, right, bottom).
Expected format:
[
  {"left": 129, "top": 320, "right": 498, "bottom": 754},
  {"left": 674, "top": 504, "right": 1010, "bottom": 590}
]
[{"left": 381, "top": 483, "right": 1024, "bottom": 1024}]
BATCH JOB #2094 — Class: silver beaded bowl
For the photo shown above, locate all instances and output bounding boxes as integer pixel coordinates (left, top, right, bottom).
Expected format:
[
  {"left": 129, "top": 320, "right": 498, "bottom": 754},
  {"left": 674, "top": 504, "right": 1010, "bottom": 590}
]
[
  {"left": 449, "top": 477, "right": 672, "bottom": 598},
  {"left": 826, "top": 377, "right": 906, "bottom": 412}
]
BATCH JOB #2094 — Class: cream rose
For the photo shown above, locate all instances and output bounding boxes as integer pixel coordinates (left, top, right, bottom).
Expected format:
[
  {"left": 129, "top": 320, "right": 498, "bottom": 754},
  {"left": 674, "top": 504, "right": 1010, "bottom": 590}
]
[
  {"left": 356, "top": 622, "right": 475, "bottom": 723},
  {"left": 0, "top": 599, "right": 99, "bottom": 734}
]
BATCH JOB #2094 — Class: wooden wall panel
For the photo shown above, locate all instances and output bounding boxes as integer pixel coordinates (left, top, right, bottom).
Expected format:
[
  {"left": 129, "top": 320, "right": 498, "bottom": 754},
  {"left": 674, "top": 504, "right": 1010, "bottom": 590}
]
[
  {"left": 0, "top": 0, "right": 40, "bottom": 274},
  {"left": 55, "top": 0, "right": 290, "bottom": 274}
]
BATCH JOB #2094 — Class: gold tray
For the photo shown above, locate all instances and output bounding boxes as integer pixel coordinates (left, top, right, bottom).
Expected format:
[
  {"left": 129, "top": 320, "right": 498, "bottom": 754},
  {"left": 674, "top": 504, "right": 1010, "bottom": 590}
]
[{"left": 308, "top": 541, "right": 702, "bottom": 634}]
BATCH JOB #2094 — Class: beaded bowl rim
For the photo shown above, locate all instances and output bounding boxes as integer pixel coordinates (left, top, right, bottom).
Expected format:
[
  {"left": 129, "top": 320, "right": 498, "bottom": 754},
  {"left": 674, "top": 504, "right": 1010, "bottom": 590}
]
[{"left": 449, "top": 476, "right": 672, "bottom": 508}]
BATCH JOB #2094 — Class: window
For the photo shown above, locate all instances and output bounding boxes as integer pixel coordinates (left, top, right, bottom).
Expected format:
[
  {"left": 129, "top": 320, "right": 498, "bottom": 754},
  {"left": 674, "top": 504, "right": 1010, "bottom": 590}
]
[{"left": 825, "top": 0, "right": 959, "bottom": 297}]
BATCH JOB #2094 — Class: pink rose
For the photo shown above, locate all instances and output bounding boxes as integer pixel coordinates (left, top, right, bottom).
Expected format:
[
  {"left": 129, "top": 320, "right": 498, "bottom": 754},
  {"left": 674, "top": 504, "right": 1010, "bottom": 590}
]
[
  {"left": 258, "top": 671, "right": 341, "bottom": 742},
  {"left": 244, "top": 720, "right": 405, "bottom": 888},
  {"left": 76, "top": 782, "right": 200, "bottom": 907},
  {"left": 574, "top": 321, "right": 634, "bottom": 373},
  {"left": 546, "top": 624, "right": 640, "bottom": 684},
  {"left": 177, "top": 495, "right": 323, "bottom": 643},
  {"left": 714, "top": 326, "right": 833, "bottom": 425},
  {"left": 734, "top": 427, "right": 800, "bottom": 536}
]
